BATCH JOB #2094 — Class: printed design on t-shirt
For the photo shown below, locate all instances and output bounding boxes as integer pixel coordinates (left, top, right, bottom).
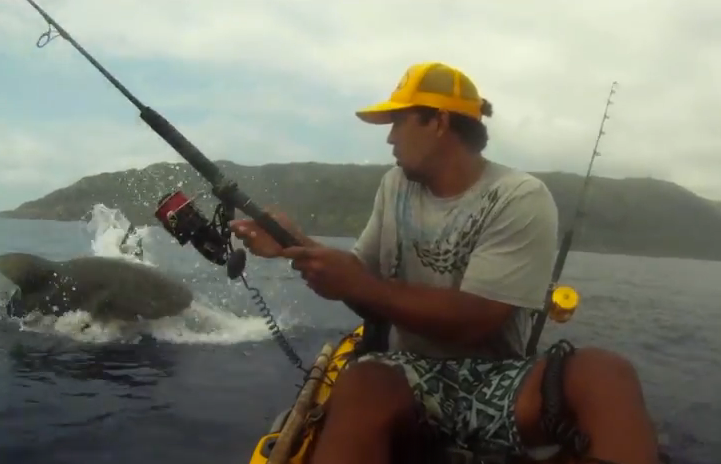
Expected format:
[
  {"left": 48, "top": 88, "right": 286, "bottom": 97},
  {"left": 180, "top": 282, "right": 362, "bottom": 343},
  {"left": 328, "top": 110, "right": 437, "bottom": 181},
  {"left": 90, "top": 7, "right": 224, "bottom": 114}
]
[{"left": 393, "top": 185, "right": 502, "bottom": 277}]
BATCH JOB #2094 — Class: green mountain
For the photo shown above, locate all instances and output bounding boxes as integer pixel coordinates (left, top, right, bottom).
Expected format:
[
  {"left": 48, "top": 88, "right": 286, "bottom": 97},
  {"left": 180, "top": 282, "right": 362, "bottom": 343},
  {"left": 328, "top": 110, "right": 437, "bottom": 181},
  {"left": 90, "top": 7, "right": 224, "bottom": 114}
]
[{"left": 2, "top": 161, "right": 721, "bottom": 261}]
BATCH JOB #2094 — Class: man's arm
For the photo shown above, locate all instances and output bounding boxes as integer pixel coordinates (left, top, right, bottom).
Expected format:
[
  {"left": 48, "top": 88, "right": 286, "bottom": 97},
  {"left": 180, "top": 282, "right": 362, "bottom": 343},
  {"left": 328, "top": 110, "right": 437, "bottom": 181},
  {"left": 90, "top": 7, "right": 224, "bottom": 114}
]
[
  {"left": 355, "top": 278, "right": 514, "bottom": 347},
  {"left": 341, "top": 173, "right": 387, "bottom": 321},
  {"left": 349, "top": 175, "right": 386, "bottom": 277},
  {"left": 351, "top": 179, "right": 559, "bottom": 349}
]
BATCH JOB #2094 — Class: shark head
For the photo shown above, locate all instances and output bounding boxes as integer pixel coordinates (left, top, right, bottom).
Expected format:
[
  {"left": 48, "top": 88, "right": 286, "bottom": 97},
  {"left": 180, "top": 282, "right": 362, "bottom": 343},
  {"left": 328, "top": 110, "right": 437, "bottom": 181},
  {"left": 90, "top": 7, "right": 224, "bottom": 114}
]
[
  {"left": 0, "top": 253, "right": 59, "bottom": 318},
  {"left": 0, "top": 253, "right": 56, "bottom": 293},
  {"left": 1, "top": 253, "right": 192, "bottom": 322}
]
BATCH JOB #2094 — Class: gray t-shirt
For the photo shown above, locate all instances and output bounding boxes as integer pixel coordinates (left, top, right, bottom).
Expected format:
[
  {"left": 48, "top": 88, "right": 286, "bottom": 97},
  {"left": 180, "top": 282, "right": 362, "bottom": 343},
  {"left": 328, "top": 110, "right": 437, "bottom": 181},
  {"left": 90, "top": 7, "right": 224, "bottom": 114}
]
[{"left": 351, "top": 160, "right": 559, "bottom": 360}]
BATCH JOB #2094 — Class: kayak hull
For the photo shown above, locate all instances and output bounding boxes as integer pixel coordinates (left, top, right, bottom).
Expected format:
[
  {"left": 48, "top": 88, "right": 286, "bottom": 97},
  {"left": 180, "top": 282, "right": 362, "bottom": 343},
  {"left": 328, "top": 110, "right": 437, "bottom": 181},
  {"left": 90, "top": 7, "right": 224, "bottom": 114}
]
[{"left": 249, "top": 325, "right": 364, "bottom": 464}]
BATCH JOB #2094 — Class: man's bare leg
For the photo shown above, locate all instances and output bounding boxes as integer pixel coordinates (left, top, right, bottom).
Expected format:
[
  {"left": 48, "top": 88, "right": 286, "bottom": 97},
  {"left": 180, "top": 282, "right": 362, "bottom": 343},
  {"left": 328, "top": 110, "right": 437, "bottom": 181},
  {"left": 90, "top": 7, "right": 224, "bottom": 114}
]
[
  {"left": 515, "top": 347, "right": 659, "bottom": 464},
  {"left": 308, "top": 361, "right": 417, "bottom": 464},
  {"left": 308, "top": 347, "right": 658, "bottom": 464}
]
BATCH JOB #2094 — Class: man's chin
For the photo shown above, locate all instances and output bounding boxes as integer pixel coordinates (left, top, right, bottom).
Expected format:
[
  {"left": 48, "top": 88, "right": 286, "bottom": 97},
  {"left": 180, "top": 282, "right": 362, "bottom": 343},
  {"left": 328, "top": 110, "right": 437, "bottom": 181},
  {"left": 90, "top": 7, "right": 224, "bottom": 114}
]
[{"left": 399, "top": 166, "right": 422, "bottom": 183}]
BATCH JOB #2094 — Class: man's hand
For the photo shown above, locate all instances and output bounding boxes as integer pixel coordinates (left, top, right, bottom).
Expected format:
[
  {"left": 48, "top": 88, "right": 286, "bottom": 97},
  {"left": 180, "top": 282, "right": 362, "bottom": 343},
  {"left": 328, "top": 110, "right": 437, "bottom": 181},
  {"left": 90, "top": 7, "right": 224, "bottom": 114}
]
[
  {"left": 281, "top": 246, "right": 373, "bottom": 301},
  {"left": 230, "top": 210, "right": 313, "bottom": 258}
]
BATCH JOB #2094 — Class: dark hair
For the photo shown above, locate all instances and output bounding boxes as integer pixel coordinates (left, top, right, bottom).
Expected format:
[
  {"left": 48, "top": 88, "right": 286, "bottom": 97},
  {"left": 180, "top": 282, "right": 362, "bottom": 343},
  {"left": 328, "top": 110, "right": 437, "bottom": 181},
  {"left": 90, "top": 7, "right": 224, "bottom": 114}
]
[{"left": 411, "top": 100, "right": 493, "bottom": 154}]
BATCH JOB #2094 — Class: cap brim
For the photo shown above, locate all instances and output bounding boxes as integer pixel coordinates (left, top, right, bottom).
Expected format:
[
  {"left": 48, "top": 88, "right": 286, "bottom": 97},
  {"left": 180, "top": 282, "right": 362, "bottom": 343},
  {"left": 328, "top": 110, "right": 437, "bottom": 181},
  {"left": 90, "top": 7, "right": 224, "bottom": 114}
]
[{"left": 355, "top": 100, "right": 413, "bottom": 124}]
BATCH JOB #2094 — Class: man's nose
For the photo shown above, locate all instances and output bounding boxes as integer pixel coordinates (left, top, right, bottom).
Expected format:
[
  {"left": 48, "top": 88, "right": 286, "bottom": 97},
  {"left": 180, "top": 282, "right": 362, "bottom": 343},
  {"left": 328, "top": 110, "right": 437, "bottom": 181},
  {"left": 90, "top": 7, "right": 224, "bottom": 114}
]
[{"left": 386, "top": 125, "right": 397, "bottom": 145}]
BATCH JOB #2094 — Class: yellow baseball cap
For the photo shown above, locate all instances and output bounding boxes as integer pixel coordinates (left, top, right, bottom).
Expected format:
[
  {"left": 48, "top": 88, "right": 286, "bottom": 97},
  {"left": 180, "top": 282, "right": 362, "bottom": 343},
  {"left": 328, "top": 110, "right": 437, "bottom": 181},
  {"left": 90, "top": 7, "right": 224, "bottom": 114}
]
[{"left": 356, "top": 62, "right": 487, "bottom": 125}]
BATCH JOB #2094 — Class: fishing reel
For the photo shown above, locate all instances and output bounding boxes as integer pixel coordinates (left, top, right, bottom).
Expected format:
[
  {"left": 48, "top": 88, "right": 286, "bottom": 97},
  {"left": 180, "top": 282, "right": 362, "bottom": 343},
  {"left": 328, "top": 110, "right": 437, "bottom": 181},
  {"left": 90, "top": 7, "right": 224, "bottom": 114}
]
[
  {"left": 154, "top": 191, "right": 247, "bottom": 279},
  {"left": 153, "top": 190, "right": 304, "bottom": 371},
  {"left": 547, "top": 285, "right": 579, "bottom": 324}
]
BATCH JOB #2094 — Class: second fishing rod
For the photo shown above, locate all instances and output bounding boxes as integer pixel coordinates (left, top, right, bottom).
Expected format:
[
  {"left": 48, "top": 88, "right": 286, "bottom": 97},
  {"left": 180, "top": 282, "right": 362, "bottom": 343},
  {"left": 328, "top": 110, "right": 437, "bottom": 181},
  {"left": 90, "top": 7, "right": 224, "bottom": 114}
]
[{"left": 525, "top": 81, "right": 619, "bottom": 356}]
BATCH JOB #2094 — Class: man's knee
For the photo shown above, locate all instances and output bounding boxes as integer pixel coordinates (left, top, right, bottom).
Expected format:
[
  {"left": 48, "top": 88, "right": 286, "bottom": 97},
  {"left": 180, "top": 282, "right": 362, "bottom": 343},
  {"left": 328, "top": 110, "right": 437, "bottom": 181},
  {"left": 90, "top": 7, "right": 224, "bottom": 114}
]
[
  {"left": 563, "top": 347, "right": 645, "bottom": 409},
  {"left": 515, "top": 346, "right": 646, "bottom": 441},
  {"left": 328, "top": 360, "right": 416, "bottom": 428},
  {"left": 569, "top": 347, "right": 639, "bottom": 378}
]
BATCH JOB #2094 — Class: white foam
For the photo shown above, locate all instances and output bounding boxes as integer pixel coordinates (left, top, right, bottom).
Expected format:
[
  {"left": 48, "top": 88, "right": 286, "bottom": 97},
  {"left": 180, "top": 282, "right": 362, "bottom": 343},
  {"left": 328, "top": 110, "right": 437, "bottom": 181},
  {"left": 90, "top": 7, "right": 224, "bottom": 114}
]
[
  {"left": 14, "top": 301, "right": 276, "bottom": 346},
  {"left": 85, "top": 203, "right": 154, "bottom": 266},
  {"left": 148, "top": 302, "right": 273, "bottom": 345}
]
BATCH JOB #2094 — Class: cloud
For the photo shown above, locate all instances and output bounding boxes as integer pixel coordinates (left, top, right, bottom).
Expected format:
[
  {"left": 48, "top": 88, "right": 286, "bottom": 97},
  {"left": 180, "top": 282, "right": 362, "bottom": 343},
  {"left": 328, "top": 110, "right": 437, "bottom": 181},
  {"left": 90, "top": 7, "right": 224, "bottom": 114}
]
[{"left": 0, "top": 0, "right": 719, "bottom": 210}]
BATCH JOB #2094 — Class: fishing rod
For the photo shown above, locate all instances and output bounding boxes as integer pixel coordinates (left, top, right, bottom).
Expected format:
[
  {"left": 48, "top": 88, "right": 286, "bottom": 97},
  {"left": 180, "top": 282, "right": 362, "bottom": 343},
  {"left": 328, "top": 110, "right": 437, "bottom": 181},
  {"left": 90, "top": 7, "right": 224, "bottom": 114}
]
[
  {"left": 25, "top": 0, "right": 296, "bottom": 249},
  {"left": 525, "top": 81, "right": 619, "bottom": 356},
  {"left": 24, "top": 0, "right": 390, "bottom": 371}
]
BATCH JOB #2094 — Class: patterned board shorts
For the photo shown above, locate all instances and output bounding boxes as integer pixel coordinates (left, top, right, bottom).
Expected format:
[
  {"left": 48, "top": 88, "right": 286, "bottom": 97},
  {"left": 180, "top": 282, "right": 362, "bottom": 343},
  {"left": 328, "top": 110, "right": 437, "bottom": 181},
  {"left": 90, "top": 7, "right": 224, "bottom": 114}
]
[{"left": 352, "top": 351, "right": 539, "bottom": 455}]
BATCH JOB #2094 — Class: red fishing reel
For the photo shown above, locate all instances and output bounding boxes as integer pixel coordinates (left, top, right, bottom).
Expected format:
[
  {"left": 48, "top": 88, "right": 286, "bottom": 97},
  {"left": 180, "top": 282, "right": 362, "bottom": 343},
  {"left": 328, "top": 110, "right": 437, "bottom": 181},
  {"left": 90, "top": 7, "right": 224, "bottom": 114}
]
[{"left": 155, "top": 191, "right": 233, "bottom": 266}]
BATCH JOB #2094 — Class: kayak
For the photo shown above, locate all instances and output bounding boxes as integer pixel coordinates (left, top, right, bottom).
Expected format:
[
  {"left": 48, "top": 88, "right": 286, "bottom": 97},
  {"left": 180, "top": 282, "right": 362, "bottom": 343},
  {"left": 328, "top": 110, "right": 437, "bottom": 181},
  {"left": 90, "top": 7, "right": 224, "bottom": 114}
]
[
  {"left": 248, "top": 325, "right": 361, "bottom": 464},
  {"left": 247, "top": 286, "right": 581, "bottom": 464}
]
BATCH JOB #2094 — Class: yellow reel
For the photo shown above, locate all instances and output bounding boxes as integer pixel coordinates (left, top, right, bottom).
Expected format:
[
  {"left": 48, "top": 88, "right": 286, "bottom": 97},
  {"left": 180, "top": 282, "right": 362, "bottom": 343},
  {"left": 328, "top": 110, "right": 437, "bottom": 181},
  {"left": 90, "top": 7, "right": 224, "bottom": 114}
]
[{"left": 548, "top": 285, "right": 579, "bottom": 323}]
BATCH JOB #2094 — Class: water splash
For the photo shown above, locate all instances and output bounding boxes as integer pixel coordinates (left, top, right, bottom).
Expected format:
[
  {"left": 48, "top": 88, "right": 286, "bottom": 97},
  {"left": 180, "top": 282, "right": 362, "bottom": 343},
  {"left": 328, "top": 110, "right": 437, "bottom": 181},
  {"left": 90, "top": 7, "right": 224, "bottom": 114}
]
[{"left": 85, "top": 204, "right": 153, "bottom": 265}]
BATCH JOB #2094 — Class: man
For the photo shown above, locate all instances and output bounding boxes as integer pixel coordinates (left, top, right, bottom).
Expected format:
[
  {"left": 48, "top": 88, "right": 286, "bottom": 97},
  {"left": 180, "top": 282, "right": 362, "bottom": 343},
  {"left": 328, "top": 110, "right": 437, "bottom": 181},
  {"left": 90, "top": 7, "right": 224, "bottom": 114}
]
[{"left": 231, "top": 62, "right": 659, "bottom": 464}]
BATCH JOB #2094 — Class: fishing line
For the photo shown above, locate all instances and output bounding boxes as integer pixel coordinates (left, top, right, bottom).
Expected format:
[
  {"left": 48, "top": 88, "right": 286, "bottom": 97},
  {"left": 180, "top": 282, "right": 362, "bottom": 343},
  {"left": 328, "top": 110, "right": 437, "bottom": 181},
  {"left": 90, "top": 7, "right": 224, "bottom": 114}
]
[{"left": 36, "top": 23, "right": 59, "bottom": 48}]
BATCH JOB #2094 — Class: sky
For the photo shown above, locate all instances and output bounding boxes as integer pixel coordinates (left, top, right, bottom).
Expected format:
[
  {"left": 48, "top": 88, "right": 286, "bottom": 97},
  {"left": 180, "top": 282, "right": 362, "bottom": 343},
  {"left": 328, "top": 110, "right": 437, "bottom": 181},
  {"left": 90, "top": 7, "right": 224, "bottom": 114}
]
[{"left": 1, "top": 0, "right": 719, "bottom": 211}]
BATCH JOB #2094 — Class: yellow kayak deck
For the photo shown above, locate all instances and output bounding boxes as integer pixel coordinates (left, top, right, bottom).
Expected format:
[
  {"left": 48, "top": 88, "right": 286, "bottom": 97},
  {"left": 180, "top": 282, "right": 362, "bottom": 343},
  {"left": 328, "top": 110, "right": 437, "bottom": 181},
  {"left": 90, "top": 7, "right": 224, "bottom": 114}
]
[{"left": 249, "top": 325, "right": 364, "bottom": 464}]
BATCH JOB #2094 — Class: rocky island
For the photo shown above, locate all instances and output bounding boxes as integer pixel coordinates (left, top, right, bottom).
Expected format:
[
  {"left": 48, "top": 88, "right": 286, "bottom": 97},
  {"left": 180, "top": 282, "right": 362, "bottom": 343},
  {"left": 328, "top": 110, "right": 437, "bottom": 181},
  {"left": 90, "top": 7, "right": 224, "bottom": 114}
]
[{"left": 2, "top": 161, "right": 721, "bottom": 261}]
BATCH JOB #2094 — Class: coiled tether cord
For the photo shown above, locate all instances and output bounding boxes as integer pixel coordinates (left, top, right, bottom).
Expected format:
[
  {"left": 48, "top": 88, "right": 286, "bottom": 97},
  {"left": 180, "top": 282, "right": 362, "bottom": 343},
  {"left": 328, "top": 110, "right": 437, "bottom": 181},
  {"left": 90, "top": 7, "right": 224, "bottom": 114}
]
[
  {"left": 212, "top": 216, "right": 302, "bottom": 373},
  {"left": 217, "top": 220, "right": 335, "bottom": 391},
  {"left": 226, "top": 249, "right": 337, "bottom": 391}
]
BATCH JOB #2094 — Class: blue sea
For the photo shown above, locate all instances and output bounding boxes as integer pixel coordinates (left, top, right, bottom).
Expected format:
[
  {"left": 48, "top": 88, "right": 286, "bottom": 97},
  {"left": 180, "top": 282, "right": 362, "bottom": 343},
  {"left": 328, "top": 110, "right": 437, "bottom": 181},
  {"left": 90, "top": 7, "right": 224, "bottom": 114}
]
[{"left": 0, "top": 205, "right": 718, "bottom": 464}]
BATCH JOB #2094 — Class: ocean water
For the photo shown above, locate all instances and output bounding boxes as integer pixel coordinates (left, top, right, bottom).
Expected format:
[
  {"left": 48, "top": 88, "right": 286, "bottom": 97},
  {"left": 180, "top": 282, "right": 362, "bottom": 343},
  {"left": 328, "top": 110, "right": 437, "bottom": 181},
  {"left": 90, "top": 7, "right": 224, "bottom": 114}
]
[{"left": 0, "top": 205, "right": 718, "bottom": 464}]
